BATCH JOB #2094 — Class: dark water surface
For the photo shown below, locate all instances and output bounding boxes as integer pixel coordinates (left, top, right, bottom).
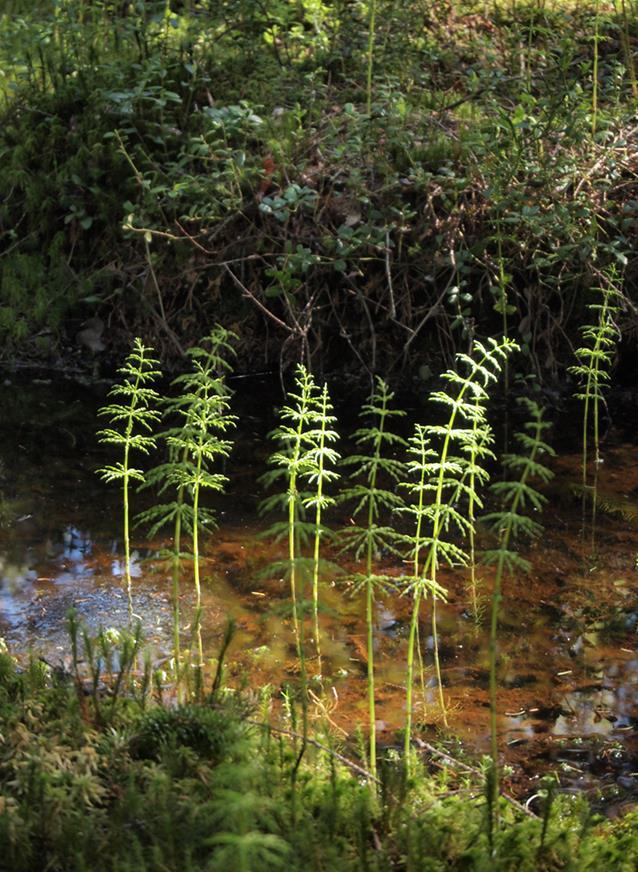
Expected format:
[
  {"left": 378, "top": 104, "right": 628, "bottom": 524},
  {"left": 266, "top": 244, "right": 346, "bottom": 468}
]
[{"left": 2, "top": 373, "right": 638, "bottom": 813}]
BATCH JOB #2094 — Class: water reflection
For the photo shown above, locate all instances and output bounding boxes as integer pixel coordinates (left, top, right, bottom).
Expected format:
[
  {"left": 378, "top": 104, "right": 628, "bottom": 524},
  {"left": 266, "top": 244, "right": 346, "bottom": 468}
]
[
  {"left": 0, "top": 555, "right": 38, "bottom": 625},
  {"left": 110, "top": 551, "right": 142, "bottom": 579}
]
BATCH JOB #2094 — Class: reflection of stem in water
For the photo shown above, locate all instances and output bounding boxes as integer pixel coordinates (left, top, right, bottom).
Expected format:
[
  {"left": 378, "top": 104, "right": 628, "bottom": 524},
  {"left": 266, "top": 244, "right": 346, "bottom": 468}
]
[
  {"left": 405, "top": 587, "right": 421, "bottom": 762},
  {"left": 192, "top": 447, "right": 204, "bottom": 692},
  {"left": 431, "top": 598, "right": 447, "bottom": 725},
  {"left": 416, "top": 618, "right": 426, "bottom": 716},
  {"left": 591, "top": 462, "right": 599, "bottom": 556},
  {"left": 171, "top": 470, "right": 186, "bottom": 703}
]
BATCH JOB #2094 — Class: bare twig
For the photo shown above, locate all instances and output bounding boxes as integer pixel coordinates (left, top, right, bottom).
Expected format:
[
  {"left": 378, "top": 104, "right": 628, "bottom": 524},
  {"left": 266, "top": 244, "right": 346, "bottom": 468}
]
[
  {"left": 385, "top": 228, "right": 396, "bottom": 319},
  {"left": 224, "top": 264, "right": 296, "bottom": 334}
]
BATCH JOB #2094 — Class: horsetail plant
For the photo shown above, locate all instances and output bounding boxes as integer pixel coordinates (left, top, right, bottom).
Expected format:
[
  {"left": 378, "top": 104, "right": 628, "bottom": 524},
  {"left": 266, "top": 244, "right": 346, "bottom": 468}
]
[
  {"left": 97, "top": 337, "right": 161, "bottom": 616},
  {"left": 164, "top": 333, "right": 236, "bottom": 683},
  {"left": 399, "top": 423, "right": 442, "bottom": 766},
  {"left": 464, "top": 402, "right": 496, "bottom": 622},
  {"left": 340, "top": 377, "right": 406, "bottom": 779},
  {"left": 569, "top": 271, "right": 620, "bottom": 546},
  {"left": 302, "top": 382, "right": 340, "bottom": 674},
  {"left": 137, "top": 326, "right": 236, "bottom": 694},
  {"left": 482, "top": 399, "right": 554, "bottom": 847},
  {"left": 262, "top": 365, "right": 321, "bottom": 668},
  {"left": 400, "top": 338, "right": 517, "bottom": 767}
]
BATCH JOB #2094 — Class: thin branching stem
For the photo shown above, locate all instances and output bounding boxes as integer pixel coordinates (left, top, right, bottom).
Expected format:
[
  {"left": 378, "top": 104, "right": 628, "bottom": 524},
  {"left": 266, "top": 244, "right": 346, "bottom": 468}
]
[{"left": 340, "top": 377, "right": 405, "bottom": 779}]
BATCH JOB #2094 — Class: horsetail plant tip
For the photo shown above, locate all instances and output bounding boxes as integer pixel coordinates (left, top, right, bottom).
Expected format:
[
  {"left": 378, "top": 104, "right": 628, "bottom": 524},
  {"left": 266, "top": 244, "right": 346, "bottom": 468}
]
[{"left": 97, "top": 337, "right": 161, "bottom": 617}]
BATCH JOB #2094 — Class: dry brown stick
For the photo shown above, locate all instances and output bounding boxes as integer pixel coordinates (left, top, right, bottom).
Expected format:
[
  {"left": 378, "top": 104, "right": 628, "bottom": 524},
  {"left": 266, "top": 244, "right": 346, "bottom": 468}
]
[
  {"left": 384, "top": 228, "right": 396, "bottom": 319},
  {"left": 224, "top": 264, "right": 296, "bottom": 334}
]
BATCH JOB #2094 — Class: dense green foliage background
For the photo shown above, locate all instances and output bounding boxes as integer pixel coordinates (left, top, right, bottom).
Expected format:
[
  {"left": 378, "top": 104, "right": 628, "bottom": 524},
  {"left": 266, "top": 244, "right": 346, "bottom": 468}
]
[{"left": 1, "top": 0, "right": 638, "bottom": 376}]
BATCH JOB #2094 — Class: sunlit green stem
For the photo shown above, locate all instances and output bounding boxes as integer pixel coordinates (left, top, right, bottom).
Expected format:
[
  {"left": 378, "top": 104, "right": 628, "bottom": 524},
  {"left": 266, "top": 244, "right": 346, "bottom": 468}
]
[
  {"left": 341, "top": 378, "right": 403, "bottom": 782},
  {"left": 404, "top": 434, "right": 428, "bottom": 764},
  {"left": 431, "top": 597, "right": 445, "bottom": 715},
  {"left": 496, "top": 225, "right": 510, "bottom": 451},
  {"left": 288, "top": 454, "right": 302, "bottom": 655},
  {"left": 404, "top": 587, "right": 422, "bottom": 768},
  {"left": 404, "top": 340, "right": 515, "bottom": 766},
  {"left": 366, "top": 0, "right": 377, "bottom": 115},
  {"left": 121, "top": 372, "right": 142, "bottom": 616},
  {"left": 365, "top": 539, "right": 376, "bottom": 775},
  {"left": 192, "top": 448, "right": 204, "bottom": 679},
  {"left": 570, "top": 278, "right": 620, "bottom": 548},
  {"left": 592, "top": 0, "right": 601, "bottom": 136},
  {"left": 97, "top": 339, "right": 160, "bottom": 621},
  {"left": 363, "top": 399, "right": 388, "bottom": 778},
  {"left": 310, "top": 400, "right": 330, "bottom": 672},
  {"left": 172, "top": 477, "right": 185, "bottom": 702},
  {"left": 122, "top": 442, "right": 132, "bottom": 614}
]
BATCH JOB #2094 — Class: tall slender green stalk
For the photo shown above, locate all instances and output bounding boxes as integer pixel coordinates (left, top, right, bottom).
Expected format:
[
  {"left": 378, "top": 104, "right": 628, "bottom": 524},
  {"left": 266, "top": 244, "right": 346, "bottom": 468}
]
[
  {"left": 494, "top": 220, "right": 514, "bottom": 450},
  {"left": 400, "top": 338, "right": 517, "bottom": 767},
  {"left": 366, "top": 0, "right": 377, "bottom": 115},
  {"left": 618, "top": 0, "right": 638, "bottom": 101},
  {"left": 482, "top": 399, "right": 554, "bottom": 849},
  {"left": 340, "top": 377, "right": 406, "bottom": 779},
  {"left": 592, "top": 0, "right": 602, "bottom": 136},
  {"left": 97, "top": 337, "right": 161, "bottom": 616},
  {"left": 138, "top": 437, "right": 194, "bottom": 698},
  {"left": 303, "top": 383, "right": 340, "bottom": 675},
  {"left": 465, "top": 401, "right": 495, "bottom": 622},
  {"left": 399, "top": 424, "right": 440, "bottom": 767}
]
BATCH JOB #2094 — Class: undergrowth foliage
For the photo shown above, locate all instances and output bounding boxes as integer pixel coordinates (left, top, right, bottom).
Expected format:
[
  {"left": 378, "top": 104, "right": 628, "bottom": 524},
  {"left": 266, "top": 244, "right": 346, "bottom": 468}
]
[
  {"left": 1, "top": 2, "right": 636, "bottom": 371},
  {"left": 2, "top": 617, "right": 638, "bottom": 871}
]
